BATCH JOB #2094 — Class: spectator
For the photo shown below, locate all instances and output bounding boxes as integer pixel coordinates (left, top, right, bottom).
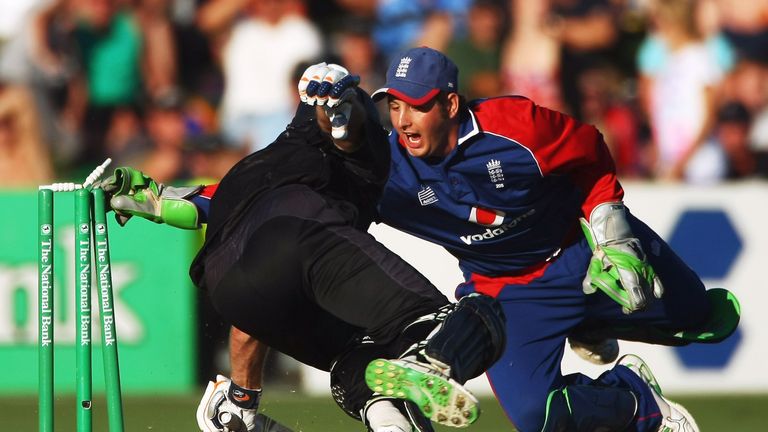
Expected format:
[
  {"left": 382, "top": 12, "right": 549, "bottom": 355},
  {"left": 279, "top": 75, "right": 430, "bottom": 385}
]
[
  {"left": 694, "top": 0, "right": 737, "bottom": 71},
  {"left": 137, "top": 94, "right": 190, "bottom": 183},
  {"left": 637, "top": 0, "right": 725, "bottom": 181},
  {"left": 335, "top": 0, "right": 472, "bottom": 63},
  {"left": 103, "top": 104, "right": 145, "bottom": 169},
  {"left": 500, "top": 0, "right": 563, "bottom": 111},
  {"left": 185, "top": 132, "right": 244, "bottom": 182},
  {"left": 578, "top": 63, "right": 648, "bottom": 179},
  {"left": 683, "top": 100, "right": 768, "bottom": 184},
  {"left": 160, "top": 0, "right": 224, "bottom": 106},
  {"left": 446, "top": 0, "right": 505, "bottom": 100},
  {"left": 135, "top": 0, "right": 180, "bottom": 102},
  {"left": 0, "top": 0, "right": 84, "bottom": 171},
  {"left": 101, "top": 92, "right": 206, "bottom": 184},
  {"left": 197, "top": 0, "right": 322, "bottom": 153},
  {"left": 181, "top": 97, "right": 244, "bottom": 181},
  {"left": 715, "top": 0, "right": 768, "bottom": 65},
  {"left": 327, "top": 17, "right": 390, "bottom": 125},
  {"left": 547, "top": 0, "right": 619, "bottom": 118},
  {"left": 0, "top": 0, "right": 41, "bottom": 42},
  {"left": 329, "top": 16, "right": 385, "bottom": 96},
  {"left": 104, "top": 93, "right": 202, "bottom": 184},
  {"left": 72, "top": 0, "right": 180, "bottom": 169},
  {"left": 712, "top": 101, "right": 762, "bottom": 180},
  {"left": 718, "top": 58, "right": 768, "bottom": 151},
  {"left": 0, "top": 82, "right": 54, "bottom": 187},
  {"left": 720, "top": 59, "right": 767, "bottom": 114}
]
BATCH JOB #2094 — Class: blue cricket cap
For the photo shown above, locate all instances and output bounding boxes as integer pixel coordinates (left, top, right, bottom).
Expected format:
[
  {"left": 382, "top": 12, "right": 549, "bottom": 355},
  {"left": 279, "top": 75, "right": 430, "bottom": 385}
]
[{"left": 372, "top": 47, "right": 459, "bottom": 106}]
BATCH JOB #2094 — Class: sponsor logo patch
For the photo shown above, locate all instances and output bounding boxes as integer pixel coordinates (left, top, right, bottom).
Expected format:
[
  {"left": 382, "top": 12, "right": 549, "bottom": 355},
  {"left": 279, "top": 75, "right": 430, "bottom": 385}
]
[{"left": 418, "top": 186, "right": 438, "bottom": 206}]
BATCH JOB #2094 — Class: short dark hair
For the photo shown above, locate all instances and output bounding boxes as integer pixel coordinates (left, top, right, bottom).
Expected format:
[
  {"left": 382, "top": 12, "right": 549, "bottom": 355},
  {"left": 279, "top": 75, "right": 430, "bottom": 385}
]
[
  {"left": 717, "top": 101, "right": 751, "bottom": 124},
  {"left": 436, "top": 92, "right": 467, "bottom": 112}
]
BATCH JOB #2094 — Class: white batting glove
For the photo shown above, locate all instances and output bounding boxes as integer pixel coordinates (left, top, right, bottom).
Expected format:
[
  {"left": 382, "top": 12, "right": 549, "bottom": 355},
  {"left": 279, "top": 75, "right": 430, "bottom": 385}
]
[
  {"left": 297, "top": 62, "right": 360, "bottom": 139},
  {"left": 196, "top": 375, "right": 262, "bottom": 432}
]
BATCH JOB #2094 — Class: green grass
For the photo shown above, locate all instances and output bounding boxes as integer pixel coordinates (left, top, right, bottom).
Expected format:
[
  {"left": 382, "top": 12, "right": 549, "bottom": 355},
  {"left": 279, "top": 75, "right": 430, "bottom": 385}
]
[{"left": 5, "top": 393, "right": 768, "bottom": 431}]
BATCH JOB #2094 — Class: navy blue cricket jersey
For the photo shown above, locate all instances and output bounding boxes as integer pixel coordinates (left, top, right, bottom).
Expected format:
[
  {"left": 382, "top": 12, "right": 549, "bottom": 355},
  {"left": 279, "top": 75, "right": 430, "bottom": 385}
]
[{"left": 377, "top": 96, "right": 623, "bottom": 295}]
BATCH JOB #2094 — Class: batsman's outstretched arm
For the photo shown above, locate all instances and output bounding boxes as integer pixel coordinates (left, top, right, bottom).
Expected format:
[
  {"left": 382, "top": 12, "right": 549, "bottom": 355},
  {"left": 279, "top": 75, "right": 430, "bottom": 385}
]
[
  {"left": 196, "top": 328, "right": 267, "bottom": 432},
  {"left": 297, "top": 62, "right": 368, "bottom": 153},
  {"left": 229, "top": 327, "right": 268, "bottom": 390}
]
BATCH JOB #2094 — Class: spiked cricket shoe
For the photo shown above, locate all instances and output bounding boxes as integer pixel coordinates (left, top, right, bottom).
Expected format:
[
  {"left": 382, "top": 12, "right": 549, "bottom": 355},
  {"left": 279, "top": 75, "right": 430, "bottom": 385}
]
[
  {"left": 365, "top": 358, "right": 479, "bottom": 428},
  {"left": 618, "top": 354, "right": 700, "bottom": 432}
]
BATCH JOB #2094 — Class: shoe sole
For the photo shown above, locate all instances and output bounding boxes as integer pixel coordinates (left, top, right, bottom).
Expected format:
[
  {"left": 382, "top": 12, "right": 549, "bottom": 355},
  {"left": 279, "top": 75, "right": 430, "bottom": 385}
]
[{"left": 365, "top": 359, "right": 479, "bottom": 428}]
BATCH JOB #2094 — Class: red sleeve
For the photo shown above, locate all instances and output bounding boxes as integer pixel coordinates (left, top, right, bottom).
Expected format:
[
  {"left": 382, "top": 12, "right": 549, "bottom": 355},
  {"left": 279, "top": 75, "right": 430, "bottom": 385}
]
[
  {"left": 199, "top": 184, "right": 219, "bottom": 199},
  {"left": 476, "top": 97, "right": 623, "bottom": 219}
]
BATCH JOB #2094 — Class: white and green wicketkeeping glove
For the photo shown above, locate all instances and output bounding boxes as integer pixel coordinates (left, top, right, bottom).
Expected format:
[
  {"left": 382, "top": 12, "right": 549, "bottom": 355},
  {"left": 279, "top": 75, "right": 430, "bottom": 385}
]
[
  {"left": 98, "top": 167, "right": 201, "bottom": 230},
  {"left": 580, "top": 202, "right": 664, "bottom": 314}
]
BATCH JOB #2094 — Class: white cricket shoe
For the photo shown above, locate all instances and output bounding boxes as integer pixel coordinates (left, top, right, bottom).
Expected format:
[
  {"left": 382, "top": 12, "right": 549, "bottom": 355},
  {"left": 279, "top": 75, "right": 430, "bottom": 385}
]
[
  {"left": 569, "top": 337, "right": 620, "bottom": 365},
  {"left": 618, "top": 354, "right": 700, "bottom": 432},
  {"left": 364, "top": 397, "right": 435, "bottom": 432},
  {"left": 373, "top": 427, "right": 409, "bottom": 432}
]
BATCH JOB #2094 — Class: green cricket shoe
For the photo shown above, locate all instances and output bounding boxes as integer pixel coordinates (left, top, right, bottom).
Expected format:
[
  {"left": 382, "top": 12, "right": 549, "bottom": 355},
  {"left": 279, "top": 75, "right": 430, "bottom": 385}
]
[
  {"left": 618, "top": 354, "right": 700, "bottom": 432},
  {"left": 365, "top": 358, "right": 479, "bottom": 428}
]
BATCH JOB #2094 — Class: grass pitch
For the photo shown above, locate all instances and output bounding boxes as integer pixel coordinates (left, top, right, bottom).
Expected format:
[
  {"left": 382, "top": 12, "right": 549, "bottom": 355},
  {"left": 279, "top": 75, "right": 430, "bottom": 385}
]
[{"left": 4, "top": 392, "right": 767, "bottom": 431}]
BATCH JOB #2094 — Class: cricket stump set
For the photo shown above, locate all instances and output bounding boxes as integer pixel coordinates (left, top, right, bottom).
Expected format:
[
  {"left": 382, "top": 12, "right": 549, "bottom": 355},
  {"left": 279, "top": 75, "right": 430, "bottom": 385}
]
[
  {"left": 38, "top": 159, "right": 125, "bottom": 432},
  {"left": 36, "top": 159, "right": 297, "bottom": 432}
]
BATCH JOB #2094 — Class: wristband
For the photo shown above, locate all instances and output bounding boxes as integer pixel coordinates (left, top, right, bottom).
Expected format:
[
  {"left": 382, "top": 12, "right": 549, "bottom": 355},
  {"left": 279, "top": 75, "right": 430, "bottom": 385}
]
[{"left": 228, "top": 382, "right": 262, "bottom": 410}]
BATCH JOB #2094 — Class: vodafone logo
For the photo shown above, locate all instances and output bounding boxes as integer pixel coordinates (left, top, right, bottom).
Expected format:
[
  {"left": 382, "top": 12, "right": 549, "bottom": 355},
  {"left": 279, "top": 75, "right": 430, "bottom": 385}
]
[{"left": 460, "top": 209, "right": 535, "bottom": 245}]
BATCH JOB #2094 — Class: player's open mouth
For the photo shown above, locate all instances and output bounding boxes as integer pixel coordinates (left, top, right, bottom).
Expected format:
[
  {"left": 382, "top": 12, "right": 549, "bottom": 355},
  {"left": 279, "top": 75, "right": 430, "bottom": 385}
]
[{"left": 405, "top": 133, "right": 422, "bottom": 146}]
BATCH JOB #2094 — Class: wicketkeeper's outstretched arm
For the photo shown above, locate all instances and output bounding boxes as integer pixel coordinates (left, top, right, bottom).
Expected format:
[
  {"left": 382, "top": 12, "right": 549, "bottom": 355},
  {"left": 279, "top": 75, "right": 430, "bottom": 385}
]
[
  {"left": 98, "top": 167, "right": 209, "bottom": 230},
  {"left": 581, "top": 202, "right": 664, "bottom": 313}
]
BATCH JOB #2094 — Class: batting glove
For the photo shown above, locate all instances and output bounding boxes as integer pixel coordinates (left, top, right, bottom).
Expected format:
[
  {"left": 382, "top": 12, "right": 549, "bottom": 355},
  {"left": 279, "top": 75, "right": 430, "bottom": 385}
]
[
  {"left": 98, "top": 167, "right": 201, "bottom": 230},
  {"left": 580, "top": 202, "right": 664, "bottom": 314},
  {"left": 297, "top": 62, "right": 360, "bottom": 139},
  {"left": 196, "top": 375, "right": 262, "bottom": 432}
]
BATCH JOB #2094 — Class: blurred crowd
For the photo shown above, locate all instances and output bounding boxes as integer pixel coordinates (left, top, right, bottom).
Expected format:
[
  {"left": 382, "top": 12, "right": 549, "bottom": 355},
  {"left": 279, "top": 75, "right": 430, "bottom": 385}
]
[{"left": 1, "top": 0, "right": 768, "bottom": 188}]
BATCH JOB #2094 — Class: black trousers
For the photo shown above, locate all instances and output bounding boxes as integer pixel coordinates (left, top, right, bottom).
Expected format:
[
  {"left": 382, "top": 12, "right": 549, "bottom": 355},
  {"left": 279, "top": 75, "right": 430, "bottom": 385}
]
[{"left": 204, "top": 185, "right": 449, "bottom": 371}]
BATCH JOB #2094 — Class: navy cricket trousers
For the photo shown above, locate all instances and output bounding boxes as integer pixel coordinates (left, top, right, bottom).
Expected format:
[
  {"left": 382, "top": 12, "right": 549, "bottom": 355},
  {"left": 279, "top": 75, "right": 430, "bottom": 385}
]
[{"left": 456, "top": 212, "right": 710, "bottom": 432}]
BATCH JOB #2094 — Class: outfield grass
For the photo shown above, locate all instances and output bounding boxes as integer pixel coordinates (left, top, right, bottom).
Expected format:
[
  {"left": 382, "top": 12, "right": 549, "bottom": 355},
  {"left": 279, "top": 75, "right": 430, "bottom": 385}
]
[{"left": 4, "top": 393, "right": 767, "bottom": 431}]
